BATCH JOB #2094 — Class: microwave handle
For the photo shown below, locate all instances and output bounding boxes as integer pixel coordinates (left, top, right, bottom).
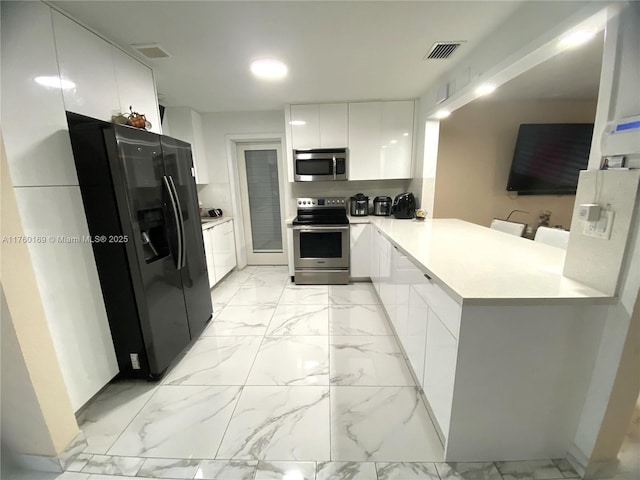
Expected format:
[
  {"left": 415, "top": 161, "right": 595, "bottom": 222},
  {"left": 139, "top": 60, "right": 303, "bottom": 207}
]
[{"left": 333, "top": 155, "right": 336, "bottom": 180}]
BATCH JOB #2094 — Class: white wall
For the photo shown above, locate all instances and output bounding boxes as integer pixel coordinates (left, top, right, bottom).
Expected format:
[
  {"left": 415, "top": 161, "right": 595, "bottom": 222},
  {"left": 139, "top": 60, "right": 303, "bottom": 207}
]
[
  {"left": 568, "top": 5, "right": 640, "bottom": 476},
  {"left": 413, "top": 1, "right": 610, "bottom": 215},
  {"left": 199, "top": 110, "right": 286, "bottom": 211}
]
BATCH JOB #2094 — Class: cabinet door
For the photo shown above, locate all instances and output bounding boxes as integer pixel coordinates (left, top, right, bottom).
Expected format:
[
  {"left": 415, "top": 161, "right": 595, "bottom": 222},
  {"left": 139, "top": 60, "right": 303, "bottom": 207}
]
[
  {"left": 381, "top": 101, "right": 414, "bottom": 179},
  {"left": 163, "top": 107, "right": 208, "bottom": 184},
  {"left": 406, "top": 285, "right": 429, "bottom": 387},
  {"left": 203, "top": 228, "right": 216, "bottom": 288},
  {"left": 423, "top": 309, "right": 457, "bottom": 439},
  {"left": 348, "top": 102, "right": 382, "bottom": 180},
  {"left": 290, "top": 104, "right": 320, "bottom": 149},
  {"left": 112, "top": 48, "right": 161, "bottom": 134},
  {"left": 1, "top": 2, "right": 78, "bottom": 187},
  {"left": 212, "top": 221, "right": 236, "bottom": 281},
  {"left": 190, "top": 111, "right": 209, "bottom": 183},
  {"left": 378, "top": 232, "right": 394, "bottom": 320},
  {"left": 370, "top": 228, "right": 381, "bottom": 293},
  {"left": 52, "top": 11, "right": 120, "bottom": 121},
  {"left": 319, "top": 103, "right": 348, "bottom": 147},
  {"left": 350, "top": 224, "right": 371, "bottom": 278}
]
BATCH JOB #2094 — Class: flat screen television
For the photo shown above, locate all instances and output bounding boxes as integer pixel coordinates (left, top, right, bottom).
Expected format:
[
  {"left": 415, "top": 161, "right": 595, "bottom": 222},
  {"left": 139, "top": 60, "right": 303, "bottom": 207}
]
[{"left": 506, "top": 123, "right": 594, "bottom": 195}]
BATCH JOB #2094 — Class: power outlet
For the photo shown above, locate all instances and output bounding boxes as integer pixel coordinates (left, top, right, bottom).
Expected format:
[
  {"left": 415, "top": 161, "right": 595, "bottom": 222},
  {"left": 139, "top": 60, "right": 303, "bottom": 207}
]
[{"left": 583, "top": 211, "right": 615, "bottom": 239}]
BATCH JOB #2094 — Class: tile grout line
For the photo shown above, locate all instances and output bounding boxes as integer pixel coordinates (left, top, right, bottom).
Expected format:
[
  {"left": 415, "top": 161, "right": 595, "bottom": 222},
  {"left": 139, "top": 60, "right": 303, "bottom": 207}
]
[{"left": 210, "top": 268, "right": 272, "bottom": 462}]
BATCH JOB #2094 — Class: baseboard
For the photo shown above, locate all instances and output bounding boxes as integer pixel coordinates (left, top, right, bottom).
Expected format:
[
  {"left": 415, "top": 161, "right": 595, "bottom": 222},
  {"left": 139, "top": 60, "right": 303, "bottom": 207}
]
[
  {"left": 567, "top": 444, "right": 589, "bottom": 477},
  {"left": 15, "top": 432, "right": 88, "bottom": 473},
  {"left": 567, "top": 443, "right": 621, "bottom": 479}
]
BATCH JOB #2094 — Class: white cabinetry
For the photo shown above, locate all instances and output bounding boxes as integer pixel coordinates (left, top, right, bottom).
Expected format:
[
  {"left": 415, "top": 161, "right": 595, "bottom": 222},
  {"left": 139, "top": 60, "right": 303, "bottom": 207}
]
[
  {"left": 369, "top": 222, "right": 460, "bottom": 441},
  {"left": 290, "top": 103, "right": 348, "bottom": 149},
  {"left": 349, "top": 101, "right": 414, "bottom": 180},
  {"left": 52, "top": 11, "right": 120, "bottom": 121},
  {"left": 112, "top": 48, "right": 161, "bottom": 134},
  {"left": 163, "top": 107, "right": 209, "bottom": 184},
  {"left": 212, "top": 220, "right": 237, "bottom": 281},
  {"left": 1, "top": 1, "right": 78, "bottom": 187},
  {"left": 350, "top": 223, "right": 371, "bottom": 278},
  {"left": 203, "top": 220, "right": 237, "bottom": 287},
  {"left": 423, "top": 307, "right": 457, "bottom": 439},
  {"left": 203, "top": 228, "right": 216, "bottom": 288}
]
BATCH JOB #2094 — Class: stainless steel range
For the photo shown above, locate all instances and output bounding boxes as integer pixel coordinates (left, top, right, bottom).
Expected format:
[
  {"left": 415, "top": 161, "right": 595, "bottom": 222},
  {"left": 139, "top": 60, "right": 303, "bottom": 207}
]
[{"left": 293, "top": 197, "right": 349, "bottom": 285}]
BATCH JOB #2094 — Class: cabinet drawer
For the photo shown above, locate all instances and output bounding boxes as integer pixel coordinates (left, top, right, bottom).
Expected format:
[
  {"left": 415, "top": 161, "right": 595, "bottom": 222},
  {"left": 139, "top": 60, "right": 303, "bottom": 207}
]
[
  {"left": 216, "top": 220, "right": 233, "bottom": 235},
  {"left": 414, "top": 279, "right": 461, "bottom": 338}
]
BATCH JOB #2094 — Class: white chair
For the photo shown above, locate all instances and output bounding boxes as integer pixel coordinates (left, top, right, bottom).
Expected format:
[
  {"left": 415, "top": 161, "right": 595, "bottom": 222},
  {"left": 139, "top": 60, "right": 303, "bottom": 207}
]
[
  {"left": 490, "top": 219, "right": 526, "bottom": 237},
  {"left": 534, "top": 226, "right": 570, "bottom": 249}
]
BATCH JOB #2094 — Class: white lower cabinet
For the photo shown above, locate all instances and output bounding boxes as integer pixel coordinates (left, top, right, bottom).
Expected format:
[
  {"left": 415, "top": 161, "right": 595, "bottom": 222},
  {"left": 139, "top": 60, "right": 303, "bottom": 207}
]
[
  {"left": 350, "top": 223, "right": 371, "bottom": 278},
  {"left": 369, "top": 223, "right": 460, "bottom": 442},
  {"left": 204, "top": 220, "right": 237, "bottom": 287},
  {"left": 423, "top": 308, "right": 458, "bottom": 438},
  {"left": 203, "top": 228, "right": 216, "bottom": 288},
  {"left": 212, "top": 220, "right": 237, "bottom": 280}
]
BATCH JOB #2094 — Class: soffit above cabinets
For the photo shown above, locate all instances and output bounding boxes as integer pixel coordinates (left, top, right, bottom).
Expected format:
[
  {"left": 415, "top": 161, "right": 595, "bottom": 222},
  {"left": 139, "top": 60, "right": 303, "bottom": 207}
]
[{"left": 49, "top": 1, "right": 523, "bottom": 112}]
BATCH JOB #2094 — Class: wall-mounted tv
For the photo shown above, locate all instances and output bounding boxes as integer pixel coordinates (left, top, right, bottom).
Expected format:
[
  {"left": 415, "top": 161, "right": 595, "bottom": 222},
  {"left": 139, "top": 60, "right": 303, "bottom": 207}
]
[{"left": 506, "top": 123, "right": 594, "bottom": 195}]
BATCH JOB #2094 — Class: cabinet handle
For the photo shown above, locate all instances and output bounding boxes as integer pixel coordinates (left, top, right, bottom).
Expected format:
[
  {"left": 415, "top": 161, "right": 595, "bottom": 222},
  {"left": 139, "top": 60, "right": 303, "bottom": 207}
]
[{"left": 424, "top": 273, "right": 432, "bottom": 280}]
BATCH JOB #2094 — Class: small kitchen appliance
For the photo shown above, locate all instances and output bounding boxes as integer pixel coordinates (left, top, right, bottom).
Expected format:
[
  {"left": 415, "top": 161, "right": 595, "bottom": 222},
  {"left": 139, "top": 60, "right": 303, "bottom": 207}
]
[
  {"left": 292, "top": 197, "right": 349, "bottom": 285},
  {"left": 349, "top": 193, "right": 369, "bottom": 216},
  {"left": 373, "top": 196, "right": 392, "bottom": 216},
  {"left": 392, "top": 192, "right": 417, "bottom": 219}
]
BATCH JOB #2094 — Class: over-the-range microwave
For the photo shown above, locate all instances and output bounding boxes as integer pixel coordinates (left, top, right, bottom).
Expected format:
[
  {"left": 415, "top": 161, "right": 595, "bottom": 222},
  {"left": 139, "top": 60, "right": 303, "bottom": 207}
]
[{"left": 293, "top": 148, "right": 348, "bottom": 182}]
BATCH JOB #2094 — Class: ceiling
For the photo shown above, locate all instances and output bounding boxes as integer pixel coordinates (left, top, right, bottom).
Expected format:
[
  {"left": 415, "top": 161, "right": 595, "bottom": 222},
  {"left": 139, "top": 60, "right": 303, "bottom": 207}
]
[
  {"left": 51, "top": 1, "right": 525, "bottom": 113},
  {"left": 486, "top": 30, "right": 604, "bottom": 102}
]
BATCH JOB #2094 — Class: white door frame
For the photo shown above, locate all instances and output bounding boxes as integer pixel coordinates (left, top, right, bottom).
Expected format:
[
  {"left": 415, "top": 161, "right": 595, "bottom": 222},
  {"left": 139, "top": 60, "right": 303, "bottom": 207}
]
[{"left": 225, "top": 133, "right": 292, "bottom": 268}]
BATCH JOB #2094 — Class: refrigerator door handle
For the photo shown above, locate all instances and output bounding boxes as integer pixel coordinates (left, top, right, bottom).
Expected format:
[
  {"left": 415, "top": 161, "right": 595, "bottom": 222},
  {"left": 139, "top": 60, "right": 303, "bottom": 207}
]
[
  {"left": 168, "top": 175, "right": 186, "bottom": 268},
  {"left": 163, "top": 175, "right": 183, "bottom": 270}
]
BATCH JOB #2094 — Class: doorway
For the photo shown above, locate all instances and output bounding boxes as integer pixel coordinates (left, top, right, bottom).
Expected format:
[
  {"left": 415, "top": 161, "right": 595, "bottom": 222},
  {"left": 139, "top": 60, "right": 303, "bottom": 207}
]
[{"left": 236, "top": 142, "right": 287, "bottom": 265}]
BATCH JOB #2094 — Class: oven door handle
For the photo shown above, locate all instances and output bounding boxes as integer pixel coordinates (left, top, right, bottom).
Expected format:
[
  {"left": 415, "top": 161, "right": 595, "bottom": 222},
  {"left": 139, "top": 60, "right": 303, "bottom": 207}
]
[{"left": 293, "top": 225, "right": 350, "bottom": 232}]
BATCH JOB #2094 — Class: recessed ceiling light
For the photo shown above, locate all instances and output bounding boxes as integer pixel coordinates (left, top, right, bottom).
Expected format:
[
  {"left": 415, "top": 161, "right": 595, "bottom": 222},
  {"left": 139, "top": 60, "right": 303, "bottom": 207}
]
[
  {"left": 289, "top": 120, "right": 306, "bottom": 126},
  {"left": 559, "top": 29, "right": 596, "bottom": 48},
  {"left": 402, "top": 132, "right": 409, "bottom": 136},
  {"left": 475, "top": 83, "right": 497, "bottom": 96},
  {"left": 434, "top": 109, "right": 451, "bottom": 119},
  {"left": 390, "top": 140, "right": 398, "bottom": 144},
  {"left": 250, "top": 58, "right": 288, "bottom": 79},
  {"left": 34, "top": 75, "right": 75, "bottom": 90}
]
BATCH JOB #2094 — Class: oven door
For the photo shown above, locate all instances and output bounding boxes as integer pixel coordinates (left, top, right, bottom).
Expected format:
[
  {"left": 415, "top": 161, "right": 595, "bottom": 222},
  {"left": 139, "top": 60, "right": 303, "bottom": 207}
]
[{"left": 293, "top": 225, "right": 349, "bottom": 269}]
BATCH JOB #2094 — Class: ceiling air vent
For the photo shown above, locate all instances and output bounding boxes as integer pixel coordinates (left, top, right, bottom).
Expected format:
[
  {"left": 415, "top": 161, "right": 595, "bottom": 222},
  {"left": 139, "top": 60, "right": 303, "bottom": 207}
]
[
  {"left": 424, "top": 42, "right": 463, "bottom": 60},
  {"left": 131, "top": 43, "right": 171, "bottom": 59}
]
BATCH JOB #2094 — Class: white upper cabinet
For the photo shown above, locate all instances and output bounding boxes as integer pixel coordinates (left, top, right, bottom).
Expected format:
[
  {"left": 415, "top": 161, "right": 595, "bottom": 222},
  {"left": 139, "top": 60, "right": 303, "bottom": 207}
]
[
  {"left": 349, "top": 100, "right": 414, "bottom": 180},
  {"left": 290, "top": 103, "right": 348, "bottom": 149},
  {"left": 52, "top": 11, "right": 120, "bottom": 121},
  {"left": 112, "top": 48, "right": 161, "bottom": 134},
  {"left": 1, "top": 2, "right": 78, "bottom": 187},
  {"left": 163, "top": 107, "right": 209, "bottom": 184}
]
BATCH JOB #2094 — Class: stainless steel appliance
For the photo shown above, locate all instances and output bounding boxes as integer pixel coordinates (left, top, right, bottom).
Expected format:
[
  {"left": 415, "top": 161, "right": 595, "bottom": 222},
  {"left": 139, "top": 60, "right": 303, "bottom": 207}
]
[
  {"left": 373, "top": 196, "right": 392, "bottom": 216},
  {"left": 66, "top": 112, "right": 212, "bottom": 380},
  {"left": 392, "top": 192, "right": 417, "bottom": 219},
  {"left": 349, "top": 193, "right": 369, "bottom": 216},
  {"left": 293, "top": 148, "right": 348, "bottom": 182},
  {"left": 293, "top": 197, "right": 349, "bottom": 284}
]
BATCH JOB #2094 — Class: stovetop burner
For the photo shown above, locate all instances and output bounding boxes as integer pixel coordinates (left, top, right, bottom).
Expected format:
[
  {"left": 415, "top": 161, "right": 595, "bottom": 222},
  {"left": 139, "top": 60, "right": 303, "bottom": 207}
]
[{"left": 293, "top": 197, "right": 349, "bottom": 225}]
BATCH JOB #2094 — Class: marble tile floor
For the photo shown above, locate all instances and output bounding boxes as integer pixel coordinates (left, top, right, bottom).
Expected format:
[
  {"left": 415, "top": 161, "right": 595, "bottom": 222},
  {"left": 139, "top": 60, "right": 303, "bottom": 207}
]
[{"left": 9, "top": 267, "right": 638, "bottom": 480}]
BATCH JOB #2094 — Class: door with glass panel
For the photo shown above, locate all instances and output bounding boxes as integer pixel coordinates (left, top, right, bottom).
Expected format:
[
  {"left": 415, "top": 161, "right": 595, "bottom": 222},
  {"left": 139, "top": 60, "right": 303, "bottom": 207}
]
[{"left": 237, "top": 143, "right": 287, "bottom": 265}]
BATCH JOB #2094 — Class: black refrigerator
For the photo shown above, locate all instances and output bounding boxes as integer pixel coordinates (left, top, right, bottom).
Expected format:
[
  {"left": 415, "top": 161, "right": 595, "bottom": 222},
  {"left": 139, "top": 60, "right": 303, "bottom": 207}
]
[{"left": 66, "top": 112, "right": 213, "bottom": 379}]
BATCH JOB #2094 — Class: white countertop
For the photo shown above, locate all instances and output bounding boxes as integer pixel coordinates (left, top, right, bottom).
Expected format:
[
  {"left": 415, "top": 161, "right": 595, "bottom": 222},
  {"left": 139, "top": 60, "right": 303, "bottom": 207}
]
[
  {"left": 201, "top": 216, "right": 233, "bottom": 230},
  {"left": 365, "top": 217, "right": 610, "bottom": 304}
]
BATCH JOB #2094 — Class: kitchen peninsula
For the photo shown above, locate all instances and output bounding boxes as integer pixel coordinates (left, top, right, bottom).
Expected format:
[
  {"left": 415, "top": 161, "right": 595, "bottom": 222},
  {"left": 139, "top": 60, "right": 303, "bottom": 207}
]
[{"left": 349, "top": 217, "right": 611, "bottom": 462}]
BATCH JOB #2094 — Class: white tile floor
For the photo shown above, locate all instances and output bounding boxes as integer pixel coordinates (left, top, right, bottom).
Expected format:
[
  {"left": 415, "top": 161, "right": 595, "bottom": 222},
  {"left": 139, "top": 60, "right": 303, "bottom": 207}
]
[{"left": 6, "top": 266, "right": 639, "bottom": 480}]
